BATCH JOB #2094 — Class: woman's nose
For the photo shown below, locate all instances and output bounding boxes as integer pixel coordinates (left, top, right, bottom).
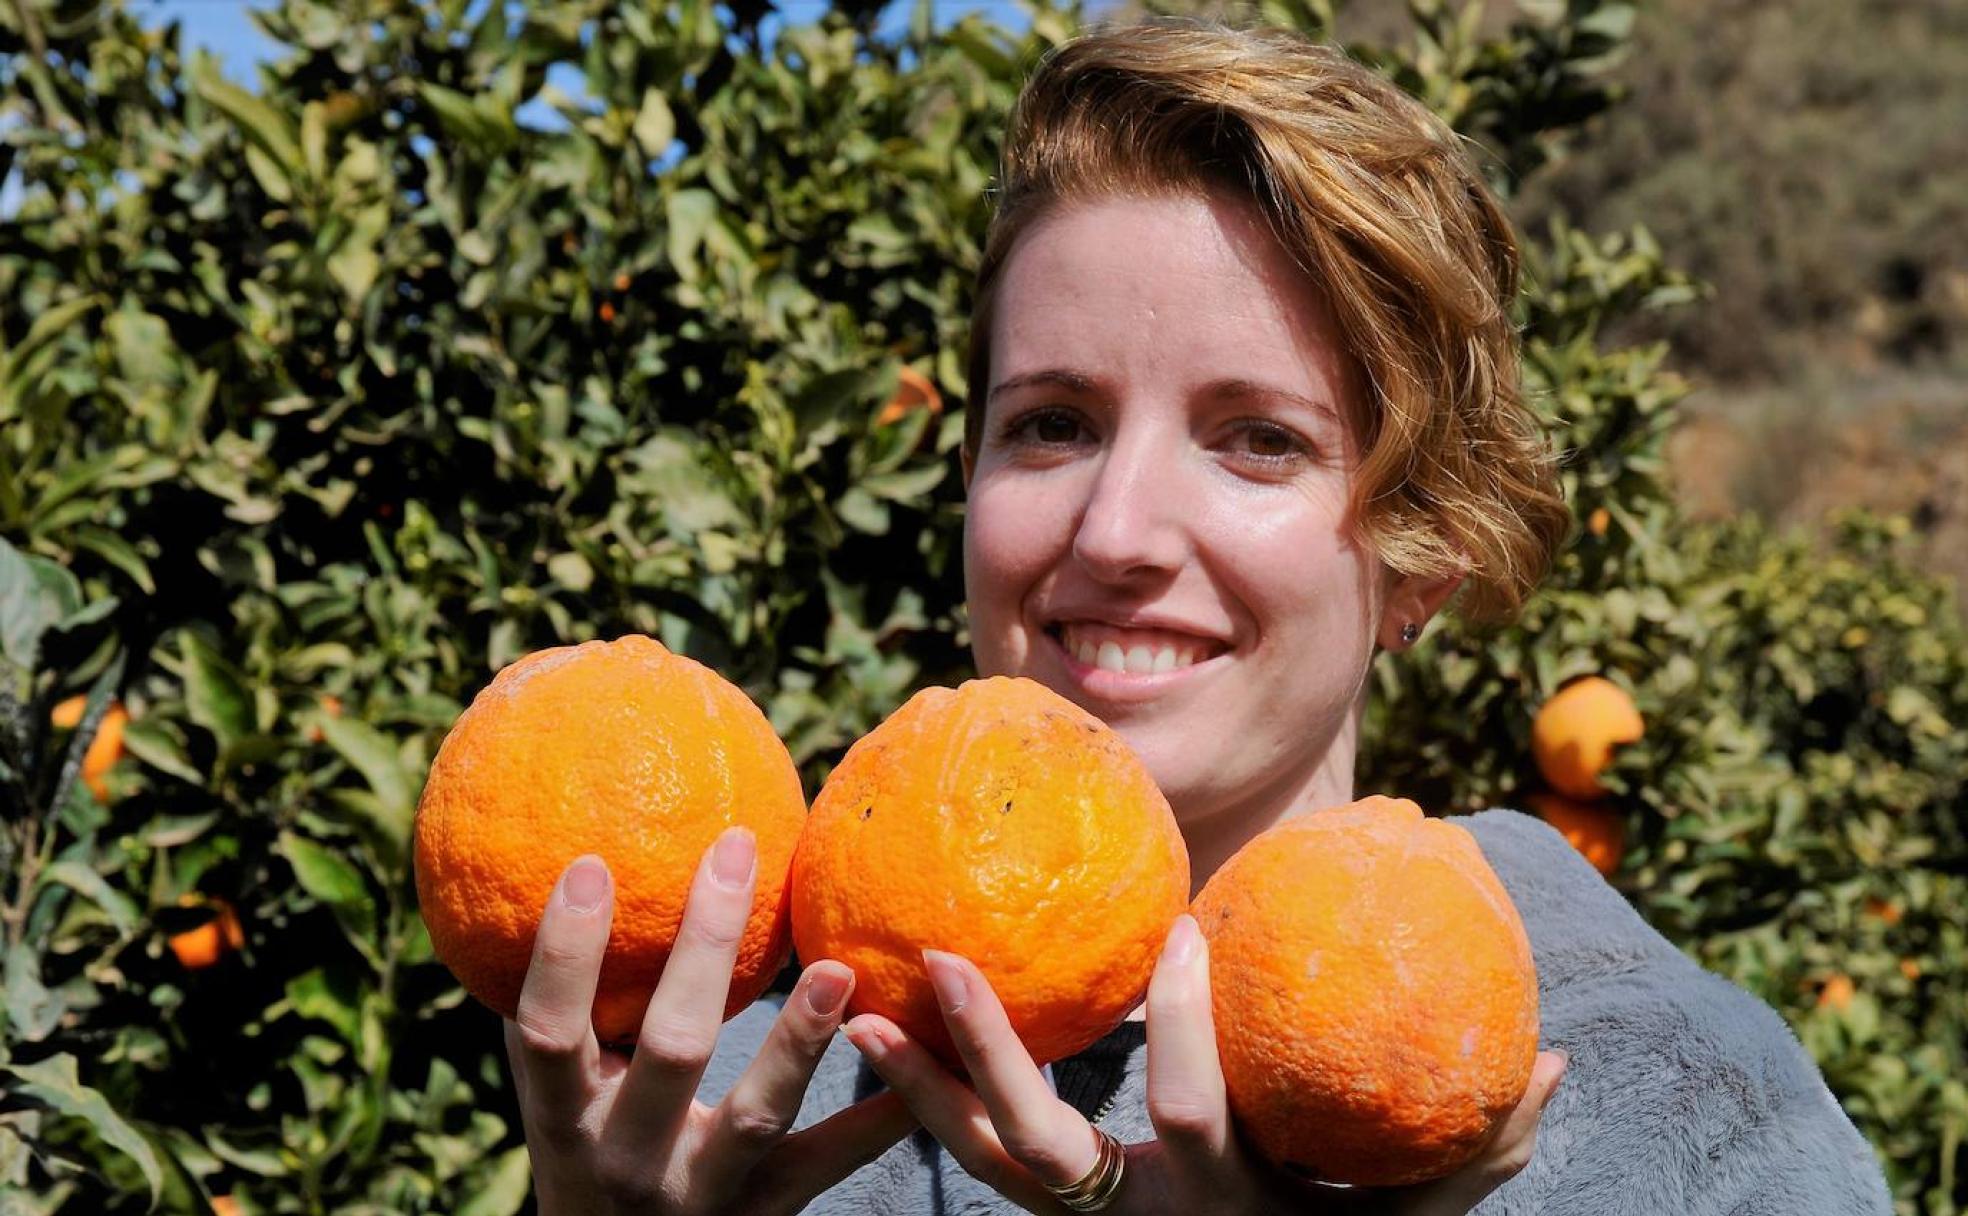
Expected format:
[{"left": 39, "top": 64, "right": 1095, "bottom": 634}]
[{"left": 1069, "top": 435, "right": 1191, "bottom": 583}]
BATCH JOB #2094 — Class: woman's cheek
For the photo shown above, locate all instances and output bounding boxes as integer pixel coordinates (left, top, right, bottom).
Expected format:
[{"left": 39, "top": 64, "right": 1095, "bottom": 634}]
[{"left": 964, "top": 476, "right": 1051, "bottom": 671}]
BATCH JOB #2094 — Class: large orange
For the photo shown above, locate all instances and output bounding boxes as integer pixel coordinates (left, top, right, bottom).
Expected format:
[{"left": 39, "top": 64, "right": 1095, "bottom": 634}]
[
  {"left": 1530, "top": 675, "right": 1643, "bottom": 799},
  {"left": 790, "top": 676, "right": 1188, "bottom": 1067},
  {"left": 1525, "top": 792, "right": 1626, "bottom": 876},
  {"left": 414, "top": 636, "right": 806, "bottom": 1045},
  {"left": 1191, "top": 797, "right": 1539, "bottom": 1188}
]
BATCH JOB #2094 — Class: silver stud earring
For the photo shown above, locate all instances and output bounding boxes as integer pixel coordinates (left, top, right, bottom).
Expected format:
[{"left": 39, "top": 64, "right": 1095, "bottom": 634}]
[{"left": 1399, "top": 622, "right": 1421, "bottom": 645}]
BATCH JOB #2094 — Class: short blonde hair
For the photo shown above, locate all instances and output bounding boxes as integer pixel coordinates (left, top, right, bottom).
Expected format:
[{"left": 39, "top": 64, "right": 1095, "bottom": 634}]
[{"left": 963, "top": 19, "right": 1569, "bottom": 622}]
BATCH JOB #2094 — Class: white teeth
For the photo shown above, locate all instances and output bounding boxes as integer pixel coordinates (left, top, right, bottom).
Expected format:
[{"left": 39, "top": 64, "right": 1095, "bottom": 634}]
[
  {"left": 1059, "top": 625, "right": 1214, "bottom": 676},
  {"left": 1096, "top": 641, "right": 1126, "bottom": 672}
]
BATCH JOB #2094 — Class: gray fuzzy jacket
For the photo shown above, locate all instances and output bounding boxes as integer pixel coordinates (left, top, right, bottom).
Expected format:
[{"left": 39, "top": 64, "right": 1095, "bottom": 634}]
[{"left": 700, "top": 809, "right": 1893, "bottom": 1214}]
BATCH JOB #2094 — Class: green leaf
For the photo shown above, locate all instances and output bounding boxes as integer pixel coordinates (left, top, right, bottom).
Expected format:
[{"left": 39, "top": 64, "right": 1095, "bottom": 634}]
[
  {"left": 419, "top": 83, "right": 517, "bottom": 153},
  {"left": 103, "top": 307, "right": 179, "bottom": 387},
  {"left": 835, "top": 486, "right": 890, "bottom": 535},
  {"left": 2, "top": 943, "right": 62, "bottom": 1043},
  {"left": 203, "top": 1128, "right": 290, "bottom": 1178},
  {"left": 71, "top": 526, "right": 155, "bottom": 595},
  {"left": 547, "top": 551, "right": 594, "bottom": 593},
  {"left": 0, "top": 295, "right": 100, "bottom": 400},
  {"left": 0, "top": 538, "right": 81, "bottom": 673},
  {"left": 318, "top": 717, "right": 417, "bottom": 853},
  {"left": 666, "top": 189, "right": 718, "bottom": 282},
  {"left": 945, "top": 19, "right": 1014, "bottom": 77},
  {"left": 281, "top": 966, "right": 363, "bottom": 1046},
  {"left": 326, "top": 204, "right": 391, "bottom": 305},
  {"left": 38, "top": 862, "right": 141, "bottom": 937},
  {"left": 119, "top": 718, "right": 207, "bottom": 785},
  {"left": 633, "top": 89, "right": 675, "bottom": 159},
  {"left": 180, "top": 631, "right": 253, "bottom": 749},
  {"left": 194, "top": 61, "right": 304, "bottom": 184},
  {"left": 455, "top": 1145, "right": 533, "bottom": 1216},
  {"left": 279, "top": 832, "right": 380, "bottom": 966},
  {"left": 280, "top": 832, "right": 369, "bottom": 907},
  {"left": 0, "top": 1054, "right": 163, "bottom": 1207},
  {"left": 860, "top": 463, "right": 947, "bottom": 503}
]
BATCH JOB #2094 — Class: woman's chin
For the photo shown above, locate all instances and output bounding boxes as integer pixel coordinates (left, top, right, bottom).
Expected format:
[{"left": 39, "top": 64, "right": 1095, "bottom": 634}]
[{"left": 1120, "top": 746, "right": 1218, "bottom": 818}]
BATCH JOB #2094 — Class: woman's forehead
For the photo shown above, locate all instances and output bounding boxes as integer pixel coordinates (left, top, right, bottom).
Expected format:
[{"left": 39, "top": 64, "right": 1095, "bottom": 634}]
[{"left": 989, "top": 193, "right": 1357, "bottom": 404}]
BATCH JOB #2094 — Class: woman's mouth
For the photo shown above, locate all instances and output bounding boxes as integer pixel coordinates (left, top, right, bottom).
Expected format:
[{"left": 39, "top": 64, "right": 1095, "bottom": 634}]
[{"left": 1042, "top": 620, "right": 1232, "bottom": 699}]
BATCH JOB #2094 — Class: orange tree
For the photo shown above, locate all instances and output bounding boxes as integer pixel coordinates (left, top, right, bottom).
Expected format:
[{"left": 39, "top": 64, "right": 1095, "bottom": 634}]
[{"left": 1, "top": 0, "right": 1962, "bottom": 1212}]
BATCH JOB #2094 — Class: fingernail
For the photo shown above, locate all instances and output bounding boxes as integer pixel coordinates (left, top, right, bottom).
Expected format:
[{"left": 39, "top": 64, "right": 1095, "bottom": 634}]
[
  {"left": 1161, "top": 914, "right": 1201, "bottom": 967},
  {"left": 1546, "top": 1052, "right": 1571, "bottom": 1106},
  {"left": 806, "top": 969, "right": 850, "bottom": 1018},
  {"left": 711, "top": 828, "right": 756, "bottom": 890},
  {"left": 923, "top": 949, "right": 969, "bottom": 1014},
  {"left": 843, "top": 1016, "right": 889, "bottom": 1061},
  {"left": 561, "top": 856, "right": 608, "bottom": 913}
]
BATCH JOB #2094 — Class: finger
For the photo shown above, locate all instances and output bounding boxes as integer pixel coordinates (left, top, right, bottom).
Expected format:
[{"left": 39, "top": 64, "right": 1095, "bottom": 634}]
[
  {"left": 612, "top": 827, "right": 759, "bottom": 1132},
  {"left": 746, "top": 1090, "right": 920, "bottom": 1216},
  {"left": 509, "top": 854, "right": 613, "bottom": 1120},
  {"left": 923, "top": 949, "right": 1098, "bottom": 1188},
  {"left": 503, "top": 1019, "right": 532, "bottom": 1111},
  {"left": 1477, "top": 1049, "right": 1567, "bottom": 1175},
  {"left": 843, "top": 1013, "right": 1064, "bottom": 1213},
  {"left": 699, "top": 960, "right": 858, "bottom": 1194},
  {"left": 1484, "top": 1048, "right": 1568, "bottom": 1170},
  {"left": 1145, "top": 915, "right": 1238, "bottom": 1172}
]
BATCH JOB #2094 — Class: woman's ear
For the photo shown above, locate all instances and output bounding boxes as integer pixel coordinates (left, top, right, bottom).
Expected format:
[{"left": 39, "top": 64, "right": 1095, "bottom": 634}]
[{"left": 1377, "top": 568, "right": 1464, "bottom": 651}]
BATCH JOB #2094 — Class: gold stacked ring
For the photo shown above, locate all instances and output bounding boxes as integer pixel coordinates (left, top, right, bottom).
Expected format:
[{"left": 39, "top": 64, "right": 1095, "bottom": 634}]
[{"left": 1046, "top": 1127, "right": 1127, "bottom": 1212}]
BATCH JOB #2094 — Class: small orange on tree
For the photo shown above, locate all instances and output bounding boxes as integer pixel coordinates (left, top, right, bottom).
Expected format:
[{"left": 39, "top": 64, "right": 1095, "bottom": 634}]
[
  {"left": 50, "top": 694, "right": 87, "bottom": 730},
  {"left": 1530, "top": 676, "right": 1643, "bottom": 800},
  {"left": 50, "top": 696, "right": 129, "bottom": 801},
  {"left": 1525, "top": 792, "right": 1627, "bottom": 876},
  {"left": 876, "top": 364, "right": 942, "bottom": 427},
  {"left": 168, "top": 897, "right": 245, "bottom": 970},
  {"left": 303, "top": 693, "right": 344, "bottom": 743}
]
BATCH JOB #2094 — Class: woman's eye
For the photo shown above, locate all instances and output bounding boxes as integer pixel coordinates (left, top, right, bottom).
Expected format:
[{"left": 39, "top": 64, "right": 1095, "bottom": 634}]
[
  {"left": 1005, "top": 408, "right": 1085, "bottom": 446},
  {"left": 1234, "top": 421, "right": 1311, "bottom": 463}
]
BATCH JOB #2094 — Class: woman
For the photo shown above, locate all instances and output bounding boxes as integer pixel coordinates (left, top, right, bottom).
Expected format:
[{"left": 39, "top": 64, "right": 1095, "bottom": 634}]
[{"left": 499, "top": 20, "right": 1893, "bottom": 1215}]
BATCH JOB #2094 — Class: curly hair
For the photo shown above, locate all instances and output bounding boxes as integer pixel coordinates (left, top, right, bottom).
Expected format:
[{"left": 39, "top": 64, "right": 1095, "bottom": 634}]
[{"left": 963, "top": 19, "right": 1569, "bottom": 622}]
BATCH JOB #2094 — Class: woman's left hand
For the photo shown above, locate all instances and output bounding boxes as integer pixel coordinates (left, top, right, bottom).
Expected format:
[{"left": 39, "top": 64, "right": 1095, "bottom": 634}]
[{"left": 841, "top": 914, "right": 1569, "bottom": 1215}]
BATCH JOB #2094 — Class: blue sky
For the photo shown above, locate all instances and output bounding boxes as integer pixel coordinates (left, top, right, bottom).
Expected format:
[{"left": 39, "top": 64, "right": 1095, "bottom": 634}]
[
  {"left": 138, "top": 0, "right": 1033, "bottom": 88},
  {"left": 134, "top": 0, "right": 285, "bottom": 84}
]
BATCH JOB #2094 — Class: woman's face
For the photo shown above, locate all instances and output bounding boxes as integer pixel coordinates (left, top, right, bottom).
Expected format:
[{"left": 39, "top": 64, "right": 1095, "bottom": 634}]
[{"left": 963, "top": 190, "right": 1394, "bottom": 830}]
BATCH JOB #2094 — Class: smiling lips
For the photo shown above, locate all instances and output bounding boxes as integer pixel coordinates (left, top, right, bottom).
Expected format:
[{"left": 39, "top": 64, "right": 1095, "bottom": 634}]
[{"left": 1051, "top": 620, "right": 1230, "bottom": 675}]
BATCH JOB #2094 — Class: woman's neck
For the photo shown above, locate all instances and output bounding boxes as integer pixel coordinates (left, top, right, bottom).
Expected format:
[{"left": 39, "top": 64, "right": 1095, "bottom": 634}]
[{"left": 1174, "top": 693, "right": 1363, "bottom": 899}]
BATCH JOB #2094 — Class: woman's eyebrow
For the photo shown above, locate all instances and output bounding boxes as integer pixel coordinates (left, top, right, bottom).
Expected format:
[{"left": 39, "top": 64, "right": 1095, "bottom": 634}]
[
  {"left": 1204, "top": 377, "right": 1339, "bottom": 420},
  {"left": 987, "top": 370, "right": 1338, "bottom": 421},
  {"left": 987, "top": 368, "right": 1099, "bottom": 402}
]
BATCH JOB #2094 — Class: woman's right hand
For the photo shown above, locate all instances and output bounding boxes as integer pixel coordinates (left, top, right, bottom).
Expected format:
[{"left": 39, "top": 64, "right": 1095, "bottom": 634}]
[{"left": 504, "top": 826, "right": 916, "bottom": 1215}]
